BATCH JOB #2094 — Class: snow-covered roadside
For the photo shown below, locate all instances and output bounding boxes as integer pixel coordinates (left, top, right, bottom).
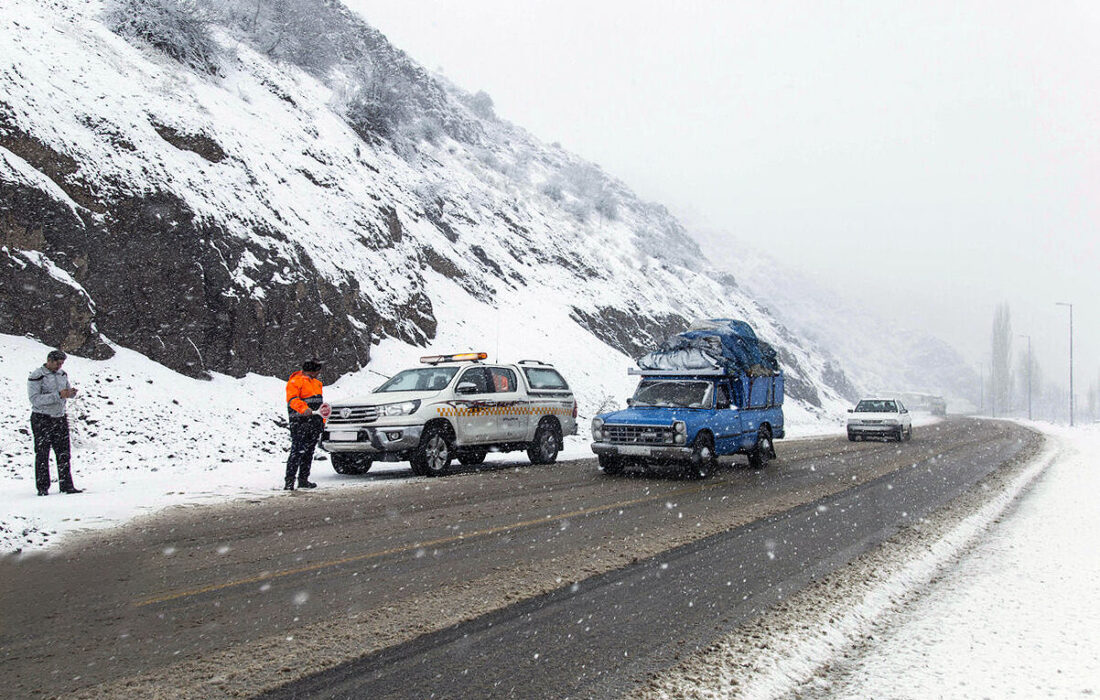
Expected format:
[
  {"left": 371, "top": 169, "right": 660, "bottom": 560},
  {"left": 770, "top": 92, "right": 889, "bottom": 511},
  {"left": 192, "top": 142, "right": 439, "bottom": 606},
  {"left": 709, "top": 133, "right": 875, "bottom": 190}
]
[
  {"left": 637, "top": 421, "right": 1092, "bottom": 700},
  {"left": 811, "top": 422, "right": 1099, "bottom": 699}
]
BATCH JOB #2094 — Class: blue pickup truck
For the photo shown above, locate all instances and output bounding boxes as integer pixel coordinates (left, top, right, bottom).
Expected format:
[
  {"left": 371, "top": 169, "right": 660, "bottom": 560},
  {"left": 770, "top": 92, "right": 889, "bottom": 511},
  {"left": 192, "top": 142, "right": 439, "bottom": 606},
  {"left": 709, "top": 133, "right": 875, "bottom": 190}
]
[
  {"left": 591, "top": 368, "right": 784, "bottom": 478},
  {"left": 590, "top": 318, "right": 785, "bottom": 479}
]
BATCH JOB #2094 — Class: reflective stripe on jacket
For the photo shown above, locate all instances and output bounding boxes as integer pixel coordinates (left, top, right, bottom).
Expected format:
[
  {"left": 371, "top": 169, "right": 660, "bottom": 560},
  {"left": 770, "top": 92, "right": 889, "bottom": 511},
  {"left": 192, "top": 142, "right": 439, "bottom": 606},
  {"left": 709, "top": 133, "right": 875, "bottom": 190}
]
[{"left": 286, "top": 371, "right": 323, "bottom": 419}]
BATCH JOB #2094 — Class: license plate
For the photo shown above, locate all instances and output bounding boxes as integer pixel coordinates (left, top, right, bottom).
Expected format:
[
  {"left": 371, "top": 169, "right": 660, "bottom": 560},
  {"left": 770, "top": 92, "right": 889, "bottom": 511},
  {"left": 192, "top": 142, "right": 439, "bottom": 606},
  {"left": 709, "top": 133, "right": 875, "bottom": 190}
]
[
  {"left": 619, "top": 445, "right": 652, "bottom": 456},
  {"left": 329, "top": 431, "right": 358, "bottom": 441}
]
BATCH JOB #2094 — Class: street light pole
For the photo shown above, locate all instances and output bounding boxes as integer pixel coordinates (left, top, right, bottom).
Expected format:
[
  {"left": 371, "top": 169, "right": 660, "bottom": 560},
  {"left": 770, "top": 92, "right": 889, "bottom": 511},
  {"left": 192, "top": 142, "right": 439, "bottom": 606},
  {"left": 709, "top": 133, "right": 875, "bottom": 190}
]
[
  {"left": 1056, "top": 302, "right": 1074, "bottom": 426},
  {"left": 1018, "top": 334, "right": 1032, "bottom": 420}
]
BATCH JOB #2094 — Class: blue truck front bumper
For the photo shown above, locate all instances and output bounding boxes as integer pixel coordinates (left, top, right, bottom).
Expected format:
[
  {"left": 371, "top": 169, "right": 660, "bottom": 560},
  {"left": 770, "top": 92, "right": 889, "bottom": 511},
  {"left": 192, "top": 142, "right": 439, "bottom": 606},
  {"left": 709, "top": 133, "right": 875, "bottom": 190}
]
[{"left": 591, "top": 442, "right": 693, "bottom": 462}]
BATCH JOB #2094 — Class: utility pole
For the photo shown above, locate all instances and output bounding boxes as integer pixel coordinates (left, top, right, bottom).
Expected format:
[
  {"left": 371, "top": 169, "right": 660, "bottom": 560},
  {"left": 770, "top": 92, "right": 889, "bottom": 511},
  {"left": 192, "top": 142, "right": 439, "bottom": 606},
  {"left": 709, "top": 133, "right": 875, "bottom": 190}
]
[
  {"left": 1018, "top": 334, "right": 1032, "bottom": 420},
  {"left": 979, "top": 365, "right": 984, "bottom": 414},
  {"left": 1056, "top": 302, "right": 1074, "bottom": 426}
]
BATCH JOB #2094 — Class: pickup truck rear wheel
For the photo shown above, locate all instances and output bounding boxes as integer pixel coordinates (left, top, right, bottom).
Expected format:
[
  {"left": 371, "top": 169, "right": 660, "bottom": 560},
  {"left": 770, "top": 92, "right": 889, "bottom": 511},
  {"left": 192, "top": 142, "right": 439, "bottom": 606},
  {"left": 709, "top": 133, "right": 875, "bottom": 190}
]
[
  {"left": 457, "top": 448, "right": 488, "bottom": 466},
  {"left": 685, "top": 433, "right": 716, "bottom": 479},
  {"left": 331, "top": 453, "right": 373, "bottom": 475},
  {"left": 411, "top": 426, "right": 453, "bottom": 477},
  {"left": 598, "top": 455, "right": 624, "bottom": 475},
  {"left": 527, "top": 420, "right": 561, "bottom": 465},
  {"left": 748, "top": 429, "right": 772, "bottom": 469}
]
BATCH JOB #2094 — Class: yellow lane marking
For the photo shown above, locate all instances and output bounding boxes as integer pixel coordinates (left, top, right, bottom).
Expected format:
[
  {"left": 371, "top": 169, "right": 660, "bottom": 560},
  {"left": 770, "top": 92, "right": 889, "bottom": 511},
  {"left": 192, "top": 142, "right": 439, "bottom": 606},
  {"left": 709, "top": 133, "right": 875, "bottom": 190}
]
[{"left": 135, "top": 481, "right": 718, "bottom": 607}]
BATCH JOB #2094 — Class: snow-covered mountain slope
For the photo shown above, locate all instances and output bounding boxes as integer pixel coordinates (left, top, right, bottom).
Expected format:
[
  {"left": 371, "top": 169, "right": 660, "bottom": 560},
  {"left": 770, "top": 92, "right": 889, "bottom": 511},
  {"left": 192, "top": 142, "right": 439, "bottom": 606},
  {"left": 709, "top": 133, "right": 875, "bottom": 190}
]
[{"left": 1, "top": 0, "right": 859, "bottom": 425}]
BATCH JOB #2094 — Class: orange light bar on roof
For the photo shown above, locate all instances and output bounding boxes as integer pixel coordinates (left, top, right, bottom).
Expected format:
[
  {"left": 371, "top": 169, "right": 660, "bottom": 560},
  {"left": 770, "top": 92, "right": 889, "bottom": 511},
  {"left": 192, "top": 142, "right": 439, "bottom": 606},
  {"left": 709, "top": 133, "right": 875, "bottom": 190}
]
[{"left": 420, "top": 352, "right": 488, "bottom": 364}]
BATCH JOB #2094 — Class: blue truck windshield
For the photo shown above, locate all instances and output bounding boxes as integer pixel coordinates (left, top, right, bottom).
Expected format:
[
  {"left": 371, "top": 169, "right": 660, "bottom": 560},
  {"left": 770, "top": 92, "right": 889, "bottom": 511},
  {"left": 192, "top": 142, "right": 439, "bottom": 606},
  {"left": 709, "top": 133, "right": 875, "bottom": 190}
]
[{"left": 632, "top": 380, "right": 713, "bottom": 409}]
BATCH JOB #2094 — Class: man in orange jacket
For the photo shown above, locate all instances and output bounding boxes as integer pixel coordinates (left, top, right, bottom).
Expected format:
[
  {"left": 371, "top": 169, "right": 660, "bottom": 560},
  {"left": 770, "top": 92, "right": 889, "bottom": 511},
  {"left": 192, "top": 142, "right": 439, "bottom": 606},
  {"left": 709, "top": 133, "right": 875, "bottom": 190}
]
[{"left": 285, "top": 359, "right": 325, "bottom": 490}]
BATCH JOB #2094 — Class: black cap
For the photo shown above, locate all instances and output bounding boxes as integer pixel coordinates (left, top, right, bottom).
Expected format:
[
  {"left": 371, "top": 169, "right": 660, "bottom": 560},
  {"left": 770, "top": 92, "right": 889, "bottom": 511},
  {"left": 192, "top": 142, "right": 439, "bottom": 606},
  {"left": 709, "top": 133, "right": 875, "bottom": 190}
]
[{"left": 302, "top": 359, "right": 324, "bottom": 372}]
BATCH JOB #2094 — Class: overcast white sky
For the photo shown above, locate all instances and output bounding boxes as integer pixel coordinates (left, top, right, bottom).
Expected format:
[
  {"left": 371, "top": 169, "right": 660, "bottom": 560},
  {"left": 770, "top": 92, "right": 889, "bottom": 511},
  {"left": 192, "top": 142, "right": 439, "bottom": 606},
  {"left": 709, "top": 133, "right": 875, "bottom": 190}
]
[{"left": 348, "top": 0, "right": 1098, "bottom": 402}]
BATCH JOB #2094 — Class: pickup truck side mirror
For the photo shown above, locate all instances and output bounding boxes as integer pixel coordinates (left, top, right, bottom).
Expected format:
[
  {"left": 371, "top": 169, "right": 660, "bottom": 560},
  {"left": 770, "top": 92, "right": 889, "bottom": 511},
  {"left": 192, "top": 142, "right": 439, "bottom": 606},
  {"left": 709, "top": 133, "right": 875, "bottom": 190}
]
[
  {"left": 716, "top": 399, "right": 731, "bottom": 410},
  {"left": 456, "top": 382, "right": 478, "bottom": 395},
  {"left": 901, "top": 408, "right": 909, "bottom": 414},
  {"left": 626, "top": 398, "right": 635, "bottom": 407},
  {"left": 847, "top": 408, "right": 854, "bottom": 413}
]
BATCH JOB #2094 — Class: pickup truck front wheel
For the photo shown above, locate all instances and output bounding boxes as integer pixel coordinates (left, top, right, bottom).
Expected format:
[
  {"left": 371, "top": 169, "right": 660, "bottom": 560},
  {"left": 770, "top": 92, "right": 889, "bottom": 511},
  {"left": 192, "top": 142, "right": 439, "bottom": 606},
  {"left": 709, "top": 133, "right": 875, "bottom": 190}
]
[
  {"left": 411, "top": 426, "right": 453, "bottom": 477},
  {"left": 527, "top": 420, "right": 561, "bottom": 465},
  {"left": 685, "top": 433, "right": 716, "bottom": 479},
  {"left": 331, "top": 453, "right": 373, "bottom": 475}
]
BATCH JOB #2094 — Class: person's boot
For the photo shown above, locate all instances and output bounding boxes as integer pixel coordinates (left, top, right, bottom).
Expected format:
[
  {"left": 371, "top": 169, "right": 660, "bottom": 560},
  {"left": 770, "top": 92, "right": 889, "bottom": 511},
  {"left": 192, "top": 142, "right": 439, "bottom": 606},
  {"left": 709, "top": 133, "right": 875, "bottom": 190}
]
[
  {"left": 60, "top": 486, "right": 83, "bottom": 494},
  {"left": 298, "top": 480, "right": 317, "bottom": 489},
  {"left": 284, "top": 481, "right": 295, "bottom": 491}
]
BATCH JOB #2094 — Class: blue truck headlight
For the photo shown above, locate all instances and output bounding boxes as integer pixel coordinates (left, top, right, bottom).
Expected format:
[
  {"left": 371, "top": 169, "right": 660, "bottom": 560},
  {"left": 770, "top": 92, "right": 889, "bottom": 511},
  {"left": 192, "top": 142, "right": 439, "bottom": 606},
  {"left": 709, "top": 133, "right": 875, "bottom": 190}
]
[
  {"left": 673, "top": 421, "right": 686, "bottom": 444},
  {"left": 382, "top": 399, "right": 421, "bottom": 417},
  {"left": 591, "top": 417, "right": 604, "bottom": 441}
]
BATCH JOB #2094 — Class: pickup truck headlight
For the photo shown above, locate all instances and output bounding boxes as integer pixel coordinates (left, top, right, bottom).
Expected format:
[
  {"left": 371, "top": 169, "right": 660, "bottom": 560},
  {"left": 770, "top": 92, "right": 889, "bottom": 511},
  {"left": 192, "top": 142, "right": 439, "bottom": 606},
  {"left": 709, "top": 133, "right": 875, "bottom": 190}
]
[
  {"left": 883, "top": 418, "right": 899, "bottom": 425},
  {"left": 591, "top": 417, "right": 604, "bottom": 441},
  {"left": 673, "top": 421, "right": 686, "bottom": 444},
  {"left": 381, "top": 399, "right": 421, "bottom": 417}
]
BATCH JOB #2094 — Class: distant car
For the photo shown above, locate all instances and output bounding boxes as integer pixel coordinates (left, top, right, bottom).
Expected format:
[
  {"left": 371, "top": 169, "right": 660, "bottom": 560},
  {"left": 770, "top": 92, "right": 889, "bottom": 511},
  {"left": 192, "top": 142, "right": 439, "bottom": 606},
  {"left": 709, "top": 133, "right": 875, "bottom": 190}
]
[{"left": 847, "top": 398, "right": 912, "bottom": 442}]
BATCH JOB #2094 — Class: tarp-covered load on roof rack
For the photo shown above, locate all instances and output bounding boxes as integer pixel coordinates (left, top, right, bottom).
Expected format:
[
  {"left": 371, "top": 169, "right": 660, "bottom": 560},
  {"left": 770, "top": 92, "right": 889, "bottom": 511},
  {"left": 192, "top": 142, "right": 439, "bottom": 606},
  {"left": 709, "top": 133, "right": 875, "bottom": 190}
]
[{"left": 637, "top": 318, "right": 780, "bottom": 376}]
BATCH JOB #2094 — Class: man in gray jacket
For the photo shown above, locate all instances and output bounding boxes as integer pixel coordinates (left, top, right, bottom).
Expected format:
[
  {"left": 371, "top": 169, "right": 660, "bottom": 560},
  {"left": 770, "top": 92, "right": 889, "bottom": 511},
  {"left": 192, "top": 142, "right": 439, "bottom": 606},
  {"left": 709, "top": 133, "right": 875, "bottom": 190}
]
[{"left": 28, "top": 349, "right": 82, "bottom": 495}]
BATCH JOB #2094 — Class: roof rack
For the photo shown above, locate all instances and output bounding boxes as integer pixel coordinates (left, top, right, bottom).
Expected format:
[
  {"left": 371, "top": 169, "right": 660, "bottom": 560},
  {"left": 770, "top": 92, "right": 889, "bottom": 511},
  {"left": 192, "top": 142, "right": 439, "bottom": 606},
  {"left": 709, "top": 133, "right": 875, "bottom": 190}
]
[{"left": 518, "top": 359, "right": 551, "bottom": 366}]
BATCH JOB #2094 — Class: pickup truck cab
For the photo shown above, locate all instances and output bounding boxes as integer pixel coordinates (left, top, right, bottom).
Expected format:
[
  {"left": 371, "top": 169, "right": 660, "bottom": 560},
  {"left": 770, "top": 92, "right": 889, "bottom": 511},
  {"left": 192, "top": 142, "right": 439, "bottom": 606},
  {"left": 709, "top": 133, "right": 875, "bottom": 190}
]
[
  {"left": 847, "top": 397, "right": 912, "bottom": 441},
  {"left": 322, "top": 353, "right": 577, "bottom": 477},
  {"left": 591, "top": 368, "right": 784, "bottom": 479}
]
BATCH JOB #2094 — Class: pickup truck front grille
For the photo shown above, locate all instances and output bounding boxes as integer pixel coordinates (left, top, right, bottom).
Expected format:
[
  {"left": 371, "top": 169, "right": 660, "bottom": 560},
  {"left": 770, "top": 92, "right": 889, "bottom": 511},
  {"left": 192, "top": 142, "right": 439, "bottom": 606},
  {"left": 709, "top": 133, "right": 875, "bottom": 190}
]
[
  {"left": 603, "top": 424, "right": 673, "bottom": 445},
  {"left": 327, "top": 405, "right": 380, "bottom": 425}
]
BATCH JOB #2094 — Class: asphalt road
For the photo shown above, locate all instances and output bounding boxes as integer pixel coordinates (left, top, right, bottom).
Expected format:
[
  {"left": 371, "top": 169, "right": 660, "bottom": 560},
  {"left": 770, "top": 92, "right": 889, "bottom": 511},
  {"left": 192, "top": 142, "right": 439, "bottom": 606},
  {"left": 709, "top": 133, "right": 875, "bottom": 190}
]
[{"left": 0, "top": 418, "right": 1039, "bottom": 698}]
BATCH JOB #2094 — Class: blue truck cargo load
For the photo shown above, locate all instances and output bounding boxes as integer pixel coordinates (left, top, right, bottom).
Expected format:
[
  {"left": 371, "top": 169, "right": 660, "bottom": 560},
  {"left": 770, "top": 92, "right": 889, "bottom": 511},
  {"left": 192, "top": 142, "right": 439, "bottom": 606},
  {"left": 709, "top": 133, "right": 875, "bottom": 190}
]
[{"left": 637, "top": 318, "right": 780, "bottom": 376}]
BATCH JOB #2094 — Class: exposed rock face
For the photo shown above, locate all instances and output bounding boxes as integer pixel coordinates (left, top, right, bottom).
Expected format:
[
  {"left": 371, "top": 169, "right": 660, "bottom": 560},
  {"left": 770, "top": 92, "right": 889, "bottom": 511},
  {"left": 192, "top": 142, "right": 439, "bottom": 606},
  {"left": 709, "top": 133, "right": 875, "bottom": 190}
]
[
  {"left": 0, "top": 247, "right": 108, "bottom": 360},
  {"left": 0, "top": 130, "right": 396, "bottom": 379},
  {"left": 571, "top": 306, "right": 690, "bottom": 362}
]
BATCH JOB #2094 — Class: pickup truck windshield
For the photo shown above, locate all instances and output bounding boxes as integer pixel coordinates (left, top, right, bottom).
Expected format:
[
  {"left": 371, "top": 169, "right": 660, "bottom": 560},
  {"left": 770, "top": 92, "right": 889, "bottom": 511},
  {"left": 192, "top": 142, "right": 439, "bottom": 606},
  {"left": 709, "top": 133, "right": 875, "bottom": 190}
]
[
  {"left": 855, "top": 399, "right": 897, "bottom": 413},
  {"left": 632, "top": 380, "right": 713, "bottom": 408},
  {"left": 376, "top": 368, "right": 459, "bottom": 392}
]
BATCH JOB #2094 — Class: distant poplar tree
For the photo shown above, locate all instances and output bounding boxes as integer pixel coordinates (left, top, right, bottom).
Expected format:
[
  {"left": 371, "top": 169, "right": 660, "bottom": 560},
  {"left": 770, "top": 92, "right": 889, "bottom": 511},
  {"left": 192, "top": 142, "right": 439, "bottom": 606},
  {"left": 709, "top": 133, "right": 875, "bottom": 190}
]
[{"left": 990, "top": 302, "right": 1013, "bottom": 416}]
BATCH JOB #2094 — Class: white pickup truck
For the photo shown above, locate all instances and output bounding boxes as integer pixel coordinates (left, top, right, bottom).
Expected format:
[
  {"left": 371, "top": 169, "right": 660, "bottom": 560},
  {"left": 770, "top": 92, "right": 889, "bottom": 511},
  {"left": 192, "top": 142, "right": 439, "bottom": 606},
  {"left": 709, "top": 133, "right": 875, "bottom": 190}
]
[{"left": 321, "top": 353, "right": 578, "bottom": 477}]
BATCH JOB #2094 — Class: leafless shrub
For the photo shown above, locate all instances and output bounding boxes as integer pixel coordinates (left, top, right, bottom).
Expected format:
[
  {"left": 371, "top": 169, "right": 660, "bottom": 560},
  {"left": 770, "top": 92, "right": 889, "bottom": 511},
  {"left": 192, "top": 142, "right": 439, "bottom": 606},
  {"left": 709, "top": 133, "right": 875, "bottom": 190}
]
[{"left": 103, "top": 0, "right": 223, "bottom": 74}]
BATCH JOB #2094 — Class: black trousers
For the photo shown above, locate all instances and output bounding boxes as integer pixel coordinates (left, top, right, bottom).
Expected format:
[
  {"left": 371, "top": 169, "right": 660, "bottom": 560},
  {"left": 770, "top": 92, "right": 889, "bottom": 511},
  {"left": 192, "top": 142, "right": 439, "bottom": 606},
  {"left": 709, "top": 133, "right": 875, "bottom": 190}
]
[
  {"left": 286, "top": 416, "right": 323, "bottom": 485},
  {"left": 31, "top": 412, "right": 74, "bottom": 493}
]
